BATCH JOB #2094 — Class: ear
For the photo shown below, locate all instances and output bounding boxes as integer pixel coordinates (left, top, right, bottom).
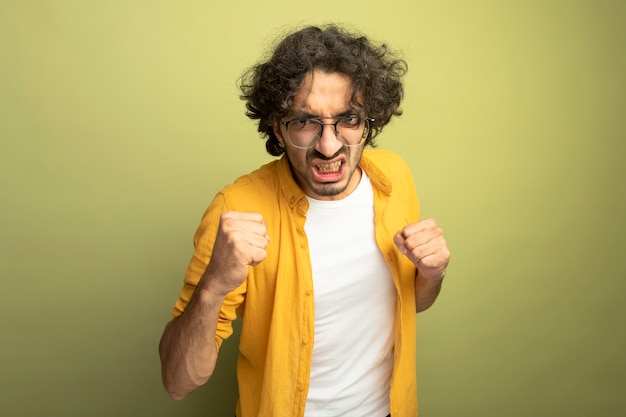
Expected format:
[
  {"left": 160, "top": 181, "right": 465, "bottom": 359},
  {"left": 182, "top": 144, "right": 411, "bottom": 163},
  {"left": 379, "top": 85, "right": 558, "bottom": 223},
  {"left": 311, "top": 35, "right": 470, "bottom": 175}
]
[{"left": 273, "top": 120, "right": 285, "bottom": 147}]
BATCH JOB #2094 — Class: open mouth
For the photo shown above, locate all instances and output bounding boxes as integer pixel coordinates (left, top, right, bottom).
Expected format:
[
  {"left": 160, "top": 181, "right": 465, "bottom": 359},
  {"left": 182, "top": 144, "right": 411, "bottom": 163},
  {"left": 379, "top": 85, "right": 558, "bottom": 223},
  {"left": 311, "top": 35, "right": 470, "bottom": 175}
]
[{"left": 311, "top": 159, "right": 345, "bottom": 183}]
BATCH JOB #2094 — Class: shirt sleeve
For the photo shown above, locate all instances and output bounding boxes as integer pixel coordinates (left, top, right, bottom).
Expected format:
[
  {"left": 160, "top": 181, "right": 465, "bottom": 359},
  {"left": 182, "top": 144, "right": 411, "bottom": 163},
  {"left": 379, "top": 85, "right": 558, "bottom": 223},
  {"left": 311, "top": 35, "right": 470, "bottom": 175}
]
[{"left": 171, "top": 192, "right": 247, "bottom": 349}]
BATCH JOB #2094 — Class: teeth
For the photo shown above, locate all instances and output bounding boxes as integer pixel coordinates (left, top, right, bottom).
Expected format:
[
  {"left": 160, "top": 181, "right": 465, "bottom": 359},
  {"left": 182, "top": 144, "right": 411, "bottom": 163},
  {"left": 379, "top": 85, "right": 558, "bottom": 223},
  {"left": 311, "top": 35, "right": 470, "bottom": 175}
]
[{"left": 317, "top": 161, "right": 341, "bottom": 173}]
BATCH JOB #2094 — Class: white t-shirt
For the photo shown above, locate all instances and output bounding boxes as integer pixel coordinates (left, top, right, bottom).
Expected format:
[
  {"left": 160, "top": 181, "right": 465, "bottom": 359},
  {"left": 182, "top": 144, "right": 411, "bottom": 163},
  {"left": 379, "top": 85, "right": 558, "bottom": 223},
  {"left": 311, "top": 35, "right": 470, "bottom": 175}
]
[{"left": 303, "top": 172, "right": 396, "bottom": 417}]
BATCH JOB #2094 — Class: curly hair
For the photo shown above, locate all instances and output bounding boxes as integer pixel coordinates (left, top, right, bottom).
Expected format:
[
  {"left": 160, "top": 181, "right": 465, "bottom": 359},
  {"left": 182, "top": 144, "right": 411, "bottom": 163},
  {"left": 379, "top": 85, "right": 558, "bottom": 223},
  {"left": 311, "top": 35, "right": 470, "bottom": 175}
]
[{"left": 239, "top": 25, "right": 408, "bottom": 156}]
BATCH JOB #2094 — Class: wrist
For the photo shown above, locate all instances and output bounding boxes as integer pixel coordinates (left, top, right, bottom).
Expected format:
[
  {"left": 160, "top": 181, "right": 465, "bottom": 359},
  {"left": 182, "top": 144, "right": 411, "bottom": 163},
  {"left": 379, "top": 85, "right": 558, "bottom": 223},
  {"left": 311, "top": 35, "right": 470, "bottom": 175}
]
[
  {"left": 197, "top": 272, "right": 230, "bottom": 302},
  {"left": 416, "top": 270, "right": 446, "bottom": 287}
]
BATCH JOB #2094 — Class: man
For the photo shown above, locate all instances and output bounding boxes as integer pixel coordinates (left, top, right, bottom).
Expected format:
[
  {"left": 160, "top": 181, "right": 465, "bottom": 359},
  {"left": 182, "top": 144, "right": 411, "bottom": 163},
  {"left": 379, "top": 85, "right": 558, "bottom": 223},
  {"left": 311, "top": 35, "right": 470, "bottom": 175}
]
[{"left": 159, "top": 25, "right": 450, "bottom": 417}]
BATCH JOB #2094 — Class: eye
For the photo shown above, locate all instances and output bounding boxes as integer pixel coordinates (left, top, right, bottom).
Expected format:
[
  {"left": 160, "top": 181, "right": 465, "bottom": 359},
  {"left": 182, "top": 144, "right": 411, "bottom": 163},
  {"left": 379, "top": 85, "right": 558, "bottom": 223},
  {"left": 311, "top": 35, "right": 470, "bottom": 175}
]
[
  {"left": 340, "top": 115, "right": 361, "bottom": 127},
  {"left": 290, "top": 118, "right": 311, "bottom": 129},
  {"left": 289, "top": 118, "right": 320, "bottom": 132}
]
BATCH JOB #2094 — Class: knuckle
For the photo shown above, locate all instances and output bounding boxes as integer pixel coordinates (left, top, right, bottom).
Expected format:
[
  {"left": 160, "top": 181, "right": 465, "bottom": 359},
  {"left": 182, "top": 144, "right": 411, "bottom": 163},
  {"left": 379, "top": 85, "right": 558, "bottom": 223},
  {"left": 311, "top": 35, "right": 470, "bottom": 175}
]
[
  {"left": 220, "top": 216, "right": 236, "bottom": 230},
  {"left": 423, "top": 218, "right": 436, "bottom": 227}
]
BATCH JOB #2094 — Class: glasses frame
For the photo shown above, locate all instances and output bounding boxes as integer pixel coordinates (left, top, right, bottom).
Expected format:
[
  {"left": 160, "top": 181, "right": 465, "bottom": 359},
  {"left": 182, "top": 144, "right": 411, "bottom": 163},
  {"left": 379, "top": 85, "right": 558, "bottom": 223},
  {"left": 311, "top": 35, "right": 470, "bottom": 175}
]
[{"left": 281, "top": 115, "right": 375, "bottom": 149}]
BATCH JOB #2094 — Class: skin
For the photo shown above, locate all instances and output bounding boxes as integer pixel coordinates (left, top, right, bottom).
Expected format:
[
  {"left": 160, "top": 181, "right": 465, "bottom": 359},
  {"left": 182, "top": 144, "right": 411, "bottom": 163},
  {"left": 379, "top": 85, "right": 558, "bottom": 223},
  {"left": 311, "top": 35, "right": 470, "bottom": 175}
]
[
  {"left": 273, "top": 71, "right": 365, "bottom": 201},
  {"left": 158, "top": 69, "right": 450, "bottom": 400},
  {"left": 394, "top": 219, "right": 450, "bottom": 312},
  {"left": 159, "top": 211, "right": 269, "bottom": 400}
]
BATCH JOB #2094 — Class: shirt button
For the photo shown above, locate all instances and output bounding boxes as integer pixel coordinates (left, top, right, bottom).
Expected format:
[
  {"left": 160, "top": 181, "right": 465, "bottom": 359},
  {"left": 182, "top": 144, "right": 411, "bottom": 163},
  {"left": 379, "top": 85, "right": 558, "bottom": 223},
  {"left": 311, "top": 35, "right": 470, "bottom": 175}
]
[
  {"left": 302, "top": 338, "right": 309, "bottom": 345},
  {"left": 297, "top": 384, "right": 305, "bottom": 392},
  {"left": 305, "top": 290, "right": 312, "bottom": 296}
]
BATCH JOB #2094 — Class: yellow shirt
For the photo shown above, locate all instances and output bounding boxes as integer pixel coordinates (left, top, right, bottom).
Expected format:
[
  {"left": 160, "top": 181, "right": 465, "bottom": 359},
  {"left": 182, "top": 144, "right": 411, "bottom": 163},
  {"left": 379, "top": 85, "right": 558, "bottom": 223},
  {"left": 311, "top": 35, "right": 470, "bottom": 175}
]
[{"left": 173, "top": 149, "right": 421, "bottom": 416}]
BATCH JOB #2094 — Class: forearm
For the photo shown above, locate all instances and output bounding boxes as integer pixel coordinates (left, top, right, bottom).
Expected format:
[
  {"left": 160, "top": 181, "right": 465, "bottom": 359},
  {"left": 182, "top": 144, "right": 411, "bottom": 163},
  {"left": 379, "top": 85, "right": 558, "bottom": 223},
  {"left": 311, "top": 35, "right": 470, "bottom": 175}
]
[
  {"left": 414, "top": 272, "right": 445, "bottom": 313},
  {"left": 159, "top": 279, "right": 226, "bottom": 400},
  {"left": 393, "top": 218, "right": 450, "bottom": 313}
]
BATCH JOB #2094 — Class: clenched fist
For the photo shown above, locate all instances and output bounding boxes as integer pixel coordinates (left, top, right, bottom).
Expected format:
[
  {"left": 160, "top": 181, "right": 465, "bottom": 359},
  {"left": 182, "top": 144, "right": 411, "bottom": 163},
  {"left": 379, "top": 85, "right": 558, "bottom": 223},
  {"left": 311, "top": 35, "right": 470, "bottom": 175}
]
[
  {"left": 393, "top": 218, "right": 450, "bottom": 281},
  {"left": 204, "top": 211, "right": 270, "bottom": 296}
]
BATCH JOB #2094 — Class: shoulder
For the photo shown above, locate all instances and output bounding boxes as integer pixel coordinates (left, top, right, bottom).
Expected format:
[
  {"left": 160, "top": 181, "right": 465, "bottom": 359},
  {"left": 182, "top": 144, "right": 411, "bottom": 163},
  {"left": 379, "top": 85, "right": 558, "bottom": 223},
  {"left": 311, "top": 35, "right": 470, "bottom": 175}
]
[
  {"left": 219, "top": 159, "right": 281, "bottom": 204},
  {"left": 361, "top": 148, "right": 414, "bottom": 188},
  {"left": 362, "top": 148, "right": 411, "bottom": 173},
  {"left": 196, "top": 159, "right": 283, "bottom": 235}
]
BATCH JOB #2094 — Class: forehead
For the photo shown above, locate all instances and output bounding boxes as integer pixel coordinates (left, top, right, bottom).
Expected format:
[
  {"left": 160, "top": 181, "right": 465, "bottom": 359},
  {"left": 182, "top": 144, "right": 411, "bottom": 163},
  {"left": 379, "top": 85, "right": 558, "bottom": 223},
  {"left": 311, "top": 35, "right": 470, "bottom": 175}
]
[{"left": 290, "top": 70, "right": 355, "bottom": 115}]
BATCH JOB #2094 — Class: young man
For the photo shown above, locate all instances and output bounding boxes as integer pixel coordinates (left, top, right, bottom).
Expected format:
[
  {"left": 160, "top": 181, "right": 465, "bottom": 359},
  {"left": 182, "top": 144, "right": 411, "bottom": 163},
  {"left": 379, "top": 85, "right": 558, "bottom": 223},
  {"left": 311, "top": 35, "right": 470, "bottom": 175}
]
[{"left": 159, "top": 25, "right": 450, "bottom": 417}]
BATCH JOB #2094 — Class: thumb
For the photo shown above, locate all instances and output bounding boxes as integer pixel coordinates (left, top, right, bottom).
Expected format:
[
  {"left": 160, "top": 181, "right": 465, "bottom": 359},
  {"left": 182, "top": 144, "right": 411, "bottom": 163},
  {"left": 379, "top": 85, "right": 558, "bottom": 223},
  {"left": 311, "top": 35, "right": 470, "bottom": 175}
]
[{"left": 393, "top": 232, "right": 408, "bottom": 255}]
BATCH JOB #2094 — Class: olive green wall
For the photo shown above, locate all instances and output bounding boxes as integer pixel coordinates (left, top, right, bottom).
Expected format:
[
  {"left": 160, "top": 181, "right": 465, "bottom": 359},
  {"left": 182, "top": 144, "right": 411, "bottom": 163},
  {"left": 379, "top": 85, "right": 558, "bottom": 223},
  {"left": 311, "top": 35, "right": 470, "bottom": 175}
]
[{"left": 1, "top": 1, "right": 624, "bottom": 416}]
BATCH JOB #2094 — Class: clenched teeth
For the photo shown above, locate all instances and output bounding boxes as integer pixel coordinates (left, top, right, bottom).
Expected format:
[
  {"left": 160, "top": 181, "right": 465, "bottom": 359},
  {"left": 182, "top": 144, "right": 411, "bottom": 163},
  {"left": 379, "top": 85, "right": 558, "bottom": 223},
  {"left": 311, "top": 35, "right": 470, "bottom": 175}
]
[{"left": 316, "top": 161, "right": 342, "bottom": 173}]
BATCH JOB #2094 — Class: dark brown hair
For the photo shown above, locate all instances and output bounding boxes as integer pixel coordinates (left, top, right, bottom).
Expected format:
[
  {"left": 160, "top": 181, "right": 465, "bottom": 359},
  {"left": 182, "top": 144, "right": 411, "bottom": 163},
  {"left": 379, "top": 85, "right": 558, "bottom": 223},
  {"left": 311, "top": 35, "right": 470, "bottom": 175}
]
[{"left": 239, "top": 25, "right": 408, "bottom": 156}]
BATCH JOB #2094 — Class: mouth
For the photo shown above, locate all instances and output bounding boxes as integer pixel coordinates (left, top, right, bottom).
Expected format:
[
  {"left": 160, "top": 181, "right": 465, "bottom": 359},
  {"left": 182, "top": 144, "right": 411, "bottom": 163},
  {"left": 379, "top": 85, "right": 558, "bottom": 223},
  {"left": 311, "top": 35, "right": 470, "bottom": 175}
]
[{"left": 311, "top": 159, "right": 345, "bottom": 183}]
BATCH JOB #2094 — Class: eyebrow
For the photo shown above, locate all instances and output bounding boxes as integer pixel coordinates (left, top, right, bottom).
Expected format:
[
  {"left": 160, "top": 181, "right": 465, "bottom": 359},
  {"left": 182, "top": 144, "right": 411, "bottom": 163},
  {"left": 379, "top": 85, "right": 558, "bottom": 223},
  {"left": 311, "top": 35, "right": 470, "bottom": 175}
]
[{"left": 287, "top": 109, "right": 359, "bottom": 119}]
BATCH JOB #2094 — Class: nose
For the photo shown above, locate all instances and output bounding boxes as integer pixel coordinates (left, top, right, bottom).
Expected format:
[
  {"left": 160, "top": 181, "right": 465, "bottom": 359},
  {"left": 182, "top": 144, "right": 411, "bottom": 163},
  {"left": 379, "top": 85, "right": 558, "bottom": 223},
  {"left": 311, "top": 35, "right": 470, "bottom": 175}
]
[{"left": 315, "top": 123, "right": 343, "bottom": 157}]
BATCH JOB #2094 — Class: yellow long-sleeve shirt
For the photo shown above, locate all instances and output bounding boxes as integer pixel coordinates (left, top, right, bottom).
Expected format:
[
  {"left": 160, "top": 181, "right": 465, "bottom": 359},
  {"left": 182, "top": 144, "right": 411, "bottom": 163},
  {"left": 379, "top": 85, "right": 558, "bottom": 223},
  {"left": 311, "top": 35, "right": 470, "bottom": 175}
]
[{"left": 173, "top": 149, "right": 421, "bottom": 416}]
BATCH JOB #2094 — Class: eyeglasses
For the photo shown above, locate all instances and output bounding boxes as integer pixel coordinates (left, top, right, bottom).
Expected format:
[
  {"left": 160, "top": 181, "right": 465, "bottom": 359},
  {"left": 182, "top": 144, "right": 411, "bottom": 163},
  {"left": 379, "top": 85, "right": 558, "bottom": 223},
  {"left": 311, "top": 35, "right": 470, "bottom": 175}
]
[{"left": 281, "top": 115, "right": 374, "bottom": 149}]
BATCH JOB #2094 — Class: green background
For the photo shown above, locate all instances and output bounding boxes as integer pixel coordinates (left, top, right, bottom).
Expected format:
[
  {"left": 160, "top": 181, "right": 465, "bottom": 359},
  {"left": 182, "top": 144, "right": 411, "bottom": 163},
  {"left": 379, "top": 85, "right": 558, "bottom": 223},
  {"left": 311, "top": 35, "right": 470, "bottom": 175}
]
[{"left": 1, "top": 1, "right": 624, "bottom": 416}]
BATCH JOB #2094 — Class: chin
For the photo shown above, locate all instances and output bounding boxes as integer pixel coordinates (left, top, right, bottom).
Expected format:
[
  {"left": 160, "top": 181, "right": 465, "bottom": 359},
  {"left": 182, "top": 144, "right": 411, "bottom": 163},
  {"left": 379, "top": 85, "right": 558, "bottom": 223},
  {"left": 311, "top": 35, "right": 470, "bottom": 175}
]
[{"left": 311, "top": 182, "right": 348, "bottom": 198}]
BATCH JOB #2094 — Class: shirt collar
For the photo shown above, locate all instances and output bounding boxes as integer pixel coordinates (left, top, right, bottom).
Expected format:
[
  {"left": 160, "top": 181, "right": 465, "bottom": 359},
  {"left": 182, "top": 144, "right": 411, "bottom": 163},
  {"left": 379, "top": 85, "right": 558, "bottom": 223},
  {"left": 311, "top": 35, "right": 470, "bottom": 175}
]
[
  {"left": 359, "top": 149, "right": 393, "bottom": 196},
  {"left": 277, "top": 149, "right": 393, "bottom": 210},
  {"left": 276, "top": 155, "right": 308, "bottom": 210}
]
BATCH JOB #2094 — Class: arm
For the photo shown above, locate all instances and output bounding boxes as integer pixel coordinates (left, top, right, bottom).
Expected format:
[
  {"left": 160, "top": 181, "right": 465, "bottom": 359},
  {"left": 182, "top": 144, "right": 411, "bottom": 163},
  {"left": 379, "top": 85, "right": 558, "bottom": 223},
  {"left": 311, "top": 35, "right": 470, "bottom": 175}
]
[
  {"left": 393, "top": 218, "right": 450, "bottom": 313},
  {"left": 159, "top": 211, "right": 269, "bottom": 400},
  {"left": 414, "top": 271, "right": 445, "bottom": 313},
  {"left": 158, "top": 276, "right": 229, "bottom": 400}
]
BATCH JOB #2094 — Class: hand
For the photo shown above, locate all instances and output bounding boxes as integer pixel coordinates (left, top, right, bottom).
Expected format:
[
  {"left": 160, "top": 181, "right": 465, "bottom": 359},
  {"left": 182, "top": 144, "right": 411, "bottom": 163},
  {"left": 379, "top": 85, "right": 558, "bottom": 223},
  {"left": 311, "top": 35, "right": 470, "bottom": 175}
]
[
  {"left": 393, "top": 218, "right": 450, "bottom": 281},
  {"left": 203, "top": 211, "right": 269, "bottom": 295}
]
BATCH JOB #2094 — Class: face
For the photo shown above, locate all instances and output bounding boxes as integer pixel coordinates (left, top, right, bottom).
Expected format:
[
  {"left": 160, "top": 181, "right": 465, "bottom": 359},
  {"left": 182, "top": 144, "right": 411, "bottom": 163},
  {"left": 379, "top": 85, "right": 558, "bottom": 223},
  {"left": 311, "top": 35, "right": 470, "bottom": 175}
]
[{"left": 274, "top": 70, "right": 365, "bottom": 201}]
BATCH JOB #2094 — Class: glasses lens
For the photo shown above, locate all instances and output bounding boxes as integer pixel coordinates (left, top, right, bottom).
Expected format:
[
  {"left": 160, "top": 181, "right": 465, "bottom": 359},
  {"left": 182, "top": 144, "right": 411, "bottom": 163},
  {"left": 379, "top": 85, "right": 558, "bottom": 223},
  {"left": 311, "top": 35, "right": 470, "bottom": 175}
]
[
  {"left": 287, "top": 117, "right": 369, "bottom": 148},
  {"left": 287, "top": 119, "right": 320, "bottom": 148}
]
